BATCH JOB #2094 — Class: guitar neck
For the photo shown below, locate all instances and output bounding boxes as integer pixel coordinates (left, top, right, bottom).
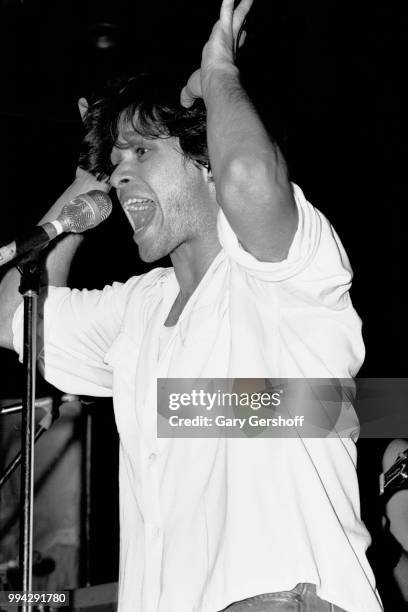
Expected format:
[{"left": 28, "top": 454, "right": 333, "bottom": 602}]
[{"left": 380, "top": 449, "right": 408, "bottom": 499}]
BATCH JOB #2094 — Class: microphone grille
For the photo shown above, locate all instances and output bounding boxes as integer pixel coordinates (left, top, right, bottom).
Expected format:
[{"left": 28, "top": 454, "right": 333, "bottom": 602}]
[{"left": 58, "top": 190, "right": 113, "bottom": 233}]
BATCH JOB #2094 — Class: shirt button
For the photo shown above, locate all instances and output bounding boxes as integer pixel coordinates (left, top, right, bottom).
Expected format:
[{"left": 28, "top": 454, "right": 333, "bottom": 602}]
[
  {"left": 148, "top": 452, "right": 157, "bottom": 462},
  {"left": 155, "top": 527, "right": 162, "bottom": 537}
]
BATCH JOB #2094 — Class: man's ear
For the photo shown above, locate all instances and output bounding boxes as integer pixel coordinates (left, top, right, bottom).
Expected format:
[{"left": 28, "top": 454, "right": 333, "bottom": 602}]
[{"left": 78, "top": 97, "right": 89, "bottom": 122}]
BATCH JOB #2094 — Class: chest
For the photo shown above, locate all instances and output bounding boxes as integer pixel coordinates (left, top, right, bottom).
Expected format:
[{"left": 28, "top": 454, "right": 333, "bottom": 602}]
[{"left": 164, "top": 295, "right": 188, "bottom": 327}]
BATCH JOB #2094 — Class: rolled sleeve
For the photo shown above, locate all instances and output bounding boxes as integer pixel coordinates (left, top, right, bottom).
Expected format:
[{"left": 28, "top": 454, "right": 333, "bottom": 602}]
[{"left": 217, "top": 183, "right": 321, "bottom": 281}]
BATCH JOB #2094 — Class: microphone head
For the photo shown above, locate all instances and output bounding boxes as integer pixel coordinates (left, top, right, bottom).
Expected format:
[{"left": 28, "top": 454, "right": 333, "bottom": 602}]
[{"left": 58, "top": 190, "right": 112, "bottom": 233}]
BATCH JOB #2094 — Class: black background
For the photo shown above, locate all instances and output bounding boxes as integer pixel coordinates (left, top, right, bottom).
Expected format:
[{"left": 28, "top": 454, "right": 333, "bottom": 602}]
[{"left": 0, "top": 0, "right": 406, "bottom": 607}]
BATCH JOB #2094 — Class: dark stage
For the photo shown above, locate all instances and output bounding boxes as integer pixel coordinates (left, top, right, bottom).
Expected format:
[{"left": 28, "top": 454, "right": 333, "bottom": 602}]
[{"left": 0, "top": 1, "right": 406, "bottom": 609}]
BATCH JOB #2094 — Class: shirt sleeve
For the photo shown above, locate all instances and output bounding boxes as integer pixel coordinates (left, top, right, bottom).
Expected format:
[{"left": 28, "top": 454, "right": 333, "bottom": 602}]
[
  {"left": 217, "top": 183, "right": 348, "bottom": 285},
  {"left": 217, "top": 183, "right": 365, "bottom": 378},
  {"left": 12, "top": 280, "right": 136, "bottom": 397}
]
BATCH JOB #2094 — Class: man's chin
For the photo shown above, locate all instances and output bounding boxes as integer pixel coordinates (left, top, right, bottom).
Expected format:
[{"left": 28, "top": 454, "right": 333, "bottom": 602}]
[
  {"left": 139, "top": 252, "right": 158, "bottom": 263},
  {"left": 136, "top": 243, "right": 167, "bottom": 264}
]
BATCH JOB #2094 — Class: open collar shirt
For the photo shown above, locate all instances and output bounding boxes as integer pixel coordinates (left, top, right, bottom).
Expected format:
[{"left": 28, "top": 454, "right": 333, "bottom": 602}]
[{"left": 13, "top": 185, "right": 382, "bottom": 612}]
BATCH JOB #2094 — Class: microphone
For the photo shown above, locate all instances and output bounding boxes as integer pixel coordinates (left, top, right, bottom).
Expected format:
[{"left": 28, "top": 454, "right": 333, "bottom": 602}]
[{"left": 0, "top": 190, "right": 112, "bottom": 267}]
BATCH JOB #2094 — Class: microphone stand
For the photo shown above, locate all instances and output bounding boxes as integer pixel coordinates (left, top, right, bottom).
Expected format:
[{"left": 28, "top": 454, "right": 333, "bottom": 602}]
[
  {"left": 0, "top": 397, "right": 57, "bottom": 489},
  {"left": 17, "top": 253, "right": 42, "bottom": 612}
]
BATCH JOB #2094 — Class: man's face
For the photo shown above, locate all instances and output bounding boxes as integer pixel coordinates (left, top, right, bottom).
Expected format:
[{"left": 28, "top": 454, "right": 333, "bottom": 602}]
[{"left": 110, "top": 124, "right": 218, "bottom": 262}]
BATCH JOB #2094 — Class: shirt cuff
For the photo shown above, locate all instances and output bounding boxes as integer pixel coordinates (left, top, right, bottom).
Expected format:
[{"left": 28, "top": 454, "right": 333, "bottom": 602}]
[
  {"left": 11, "top": 300, "right": 24, "bottom": 362},
  {"left": 216, "top": 183, "right": 321, "bottom": 281}
]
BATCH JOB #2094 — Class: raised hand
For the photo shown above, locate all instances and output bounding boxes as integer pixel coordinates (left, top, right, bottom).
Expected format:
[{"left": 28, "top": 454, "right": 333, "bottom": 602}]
[
  {"left": 180, "top": 0, "right": 254, "bottom": 108},
  {"left": 77, "top": 97, "right": 110, "bottom": 186}
]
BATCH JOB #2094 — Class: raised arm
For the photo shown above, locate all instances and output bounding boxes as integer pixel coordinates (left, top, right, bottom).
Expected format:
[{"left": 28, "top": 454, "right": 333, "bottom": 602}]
[
  {"left": 0, "top": 99, "right": 109, "bottom": 350},
  {"left": 181, "top": 0, "right": 297, "bottom": 262}
]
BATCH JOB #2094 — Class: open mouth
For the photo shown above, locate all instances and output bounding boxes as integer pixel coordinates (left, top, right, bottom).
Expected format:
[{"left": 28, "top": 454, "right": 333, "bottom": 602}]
[{"left": 123, "top": 198, "right": 156, "bottom": 233}]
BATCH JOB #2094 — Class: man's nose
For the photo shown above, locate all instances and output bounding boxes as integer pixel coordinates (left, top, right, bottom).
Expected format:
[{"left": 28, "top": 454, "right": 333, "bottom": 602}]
[{"left": 110, "top": 162, "right": 136, "bottom": 189}]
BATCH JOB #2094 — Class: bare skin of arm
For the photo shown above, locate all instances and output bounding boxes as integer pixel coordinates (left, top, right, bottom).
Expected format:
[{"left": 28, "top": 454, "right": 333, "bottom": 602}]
[
  {"left": 383, "top": 439, "right": 408, "bottom": 601},
  {"left": 0, "top": 167, "right": 109, "bottom": 349},
  {"left": 181, "top": 0, "right": 297, "bottom": 262}
]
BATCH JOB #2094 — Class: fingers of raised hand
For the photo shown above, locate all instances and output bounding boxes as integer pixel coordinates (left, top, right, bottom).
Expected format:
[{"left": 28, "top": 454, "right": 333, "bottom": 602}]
[
  {"left": 237, "top": 30, "right": 247, "bottom": 49},
  {"left": 233, "top": 0, "right": 254, "bottom": 47},
  {"left": 180, "top": 69, "right": 202, "bottom": 108},
  {"left": 180, "top": 86, "right": 193, "bottom": 108},
  {"left": 78, "top": 97, "right": 88, "bottom": 122},
  {"left": 232, "top": 0, "right": 254, "bottom": 31},
  {"left": 220, "top": 0, "right": 254, "bottom": 32},
  {"left": 220, "top": 0, "right": 235, "bottom": 25},
  {"left": 219, "top": 0, "right": 254, "bottom": 55}
]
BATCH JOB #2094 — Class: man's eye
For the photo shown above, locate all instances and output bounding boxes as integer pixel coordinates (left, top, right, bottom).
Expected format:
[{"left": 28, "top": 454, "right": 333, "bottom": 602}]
[{"left": 136, "top": 147, "right": 149, "bottom": 158}]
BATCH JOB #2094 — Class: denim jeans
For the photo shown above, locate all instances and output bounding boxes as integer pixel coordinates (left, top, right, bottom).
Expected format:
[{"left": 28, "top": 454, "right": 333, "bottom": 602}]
[{"left": 219, "top": 583, "right": 347, "bottom": 611}]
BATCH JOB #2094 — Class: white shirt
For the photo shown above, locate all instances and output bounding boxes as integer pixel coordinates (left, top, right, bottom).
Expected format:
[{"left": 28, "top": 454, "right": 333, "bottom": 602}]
[{"left": 13, "top": 185, "right": 382, "bottom": 612}]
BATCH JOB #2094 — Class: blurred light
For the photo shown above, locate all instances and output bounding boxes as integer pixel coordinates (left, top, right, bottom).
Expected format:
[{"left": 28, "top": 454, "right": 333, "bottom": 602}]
[{"left": 87, "top": 22, "right": 119, "bottom": 50}]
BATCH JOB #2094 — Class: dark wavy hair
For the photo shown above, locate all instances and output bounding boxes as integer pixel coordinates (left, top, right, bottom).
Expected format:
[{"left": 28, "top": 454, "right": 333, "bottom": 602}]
[{"left": 79, "top": 73, "right": 209, "bottom": 181}]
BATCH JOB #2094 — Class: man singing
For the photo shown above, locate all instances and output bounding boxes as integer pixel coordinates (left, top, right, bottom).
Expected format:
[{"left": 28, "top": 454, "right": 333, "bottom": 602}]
[{"left": 0, "top": 0, "right": 382, "bottom": 610}]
